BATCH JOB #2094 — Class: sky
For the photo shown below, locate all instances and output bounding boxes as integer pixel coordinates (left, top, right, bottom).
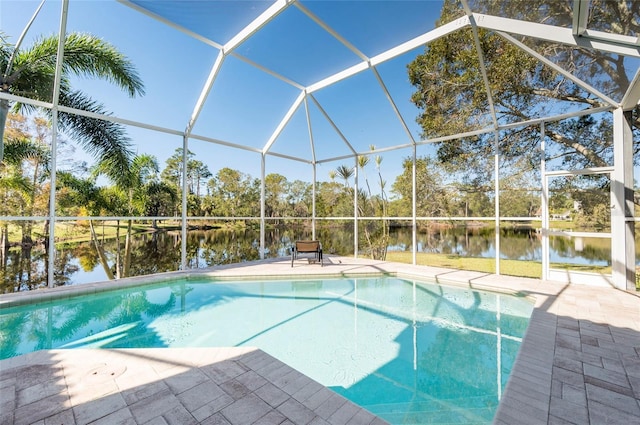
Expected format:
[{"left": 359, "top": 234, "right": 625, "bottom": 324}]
[
  {"left": 1, "top": 0, "right": 447, "bottom": 188},
  {"left": 4, "top": 1, "right": 637, "bottom": 190}
]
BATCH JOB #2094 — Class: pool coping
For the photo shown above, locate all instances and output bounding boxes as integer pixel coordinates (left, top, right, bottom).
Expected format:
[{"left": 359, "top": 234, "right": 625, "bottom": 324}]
[
  {"left": 0, "top": 257, "right": 531, "bottom": 308},
  {"left": 2, "top": 255, "right": 639, "bottom": 424}
]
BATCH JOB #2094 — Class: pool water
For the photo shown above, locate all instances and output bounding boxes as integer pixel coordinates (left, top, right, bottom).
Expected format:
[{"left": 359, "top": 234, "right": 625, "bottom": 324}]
[{"left": 0, "top": 276, "right": 533, "bottom": 424}]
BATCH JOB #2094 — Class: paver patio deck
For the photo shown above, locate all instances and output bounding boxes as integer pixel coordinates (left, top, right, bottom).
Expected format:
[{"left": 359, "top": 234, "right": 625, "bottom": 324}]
[{"left": 1, "top": 256, "right": 639, "bottom": 424}]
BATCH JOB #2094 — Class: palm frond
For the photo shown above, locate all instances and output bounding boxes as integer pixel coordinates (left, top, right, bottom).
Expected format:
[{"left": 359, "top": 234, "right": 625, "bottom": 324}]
[
  {"left": 61, "top": 33, "right": 144, "bottom": 97},
  {"left": 0, "top": 173, "right": 32, "bottom": 194},
  {"left": 9, "top": 32, "right": 144, "bottom": 98},
  {"left": 4, "top": 137, "right": 49, "bottom": 168},
  {"left": 57, "top": 90, "right": 133, "bottom": 185}
]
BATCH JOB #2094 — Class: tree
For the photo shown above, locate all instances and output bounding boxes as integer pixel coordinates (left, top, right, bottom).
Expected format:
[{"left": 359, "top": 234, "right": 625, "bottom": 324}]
[
  {"left": 160, "top": 148, "right": 211, "bottom": 198},
  {"left": 1, "top": 29, "right": 144, "bottom": 181},
  {"left": 498, "top": 166, "right": 542, "bottom": 218},
  {"left": 408, "top": 0, "right": 639, "bottom": 180},
  {"left": 265, "top": 173, "right": 289, "bottom": 222},
  {"left": 335, "top": 164, "right": 355, "bottom": 188},
  {"left": 188, "top": 159, "right": 212, "bottom": 198},
  {"left": 92, "top": 153, "right": 174, "bottom": 278},
  {"left": 315, "top": 180, "right": 350, "bottom": 218},
  {"left": 0, "top": 113, "right": 53, "bottom": 291},
  {"left": 206, "top": 167, "right": 259, "bottom": 219},
  {"left": 55, "top": 171, "right": 116, "bottom": 280},
  {"left": 144, "top": 181, "right": 178, "bottom": 226},
  {"left": 391, "top": 156, "right": 453, "bottom": 218},
  {"left": 357, "top": 149, "right": 389, "bottom": 260},
  {"left": 161, "top": 148, "right": 191, "bottom": 189},
  {"left": 161, "top": 148, "right": 210, "bottom": 216},
  {"left": 452, "top": 182, "right": 494, "bottom": 218},
  {"left": 287, "top": 180, "right": 312, "bottom": 217},
  {"left": 0, "top": 138, "right": 40, "bottom": 273}
]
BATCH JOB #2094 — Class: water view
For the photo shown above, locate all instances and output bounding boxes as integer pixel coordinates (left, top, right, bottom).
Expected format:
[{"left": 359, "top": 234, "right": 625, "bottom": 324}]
[{"left": 1, "top": 224, "right": 620, "bottom": 293}]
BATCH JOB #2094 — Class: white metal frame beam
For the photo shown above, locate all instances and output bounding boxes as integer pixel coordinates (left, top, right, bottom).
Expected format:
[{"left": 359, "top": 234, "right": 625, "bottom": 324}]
[
  {"left": 119, "top": 0, "right": 304, "bottom": 90},
  {"left": 262, "top": 91, "right": 306, "bottom": 154},
  {"left": 303, "top": 96, "right": 317, "bottom": 165},
  {"left": 370, "top": 67, "right": 416, "bottom": 144},
  {"left": 611, "top": 108, "right": 636, "bottom": 290},
  {"left": 187, "top": 0, "right": 292, "bottom": 137},
  {"left": 308, "top": 94, "right": 358, "bottom": 156},
  {"left": 621, "top": 68, "right": 640, "bottom": 110},
  {"left": 117, "top": 0, "right": 224, "bottom": 50},
  {"left": 185, "top": 51, "right": 225, "bottom": 136},
  {"left": 296, "top": 0, "right": 416, "bottom": 146},
  {"left": 294, "top": 1, "right": 368, "bottom": 62},
  {"left": 307, "top": 16, "right": 471, "bottom": 94},
  {"left": 497, "top": 32, "right": 618, "bottom": 107},
  {"left": 572, "top": 0, "right": 591, "bottom": 36},
  {"left": 46, "top": 0, "right": 69, "bottom": 287},
  {"left": 475, "top": 14, "right": 640, "bottom": 58},
  {"left": 224, "top": 0, "right": 291, "bottom": 55},
  {"left": 463, "top": 2, "right": 499, "bottom": 129}
]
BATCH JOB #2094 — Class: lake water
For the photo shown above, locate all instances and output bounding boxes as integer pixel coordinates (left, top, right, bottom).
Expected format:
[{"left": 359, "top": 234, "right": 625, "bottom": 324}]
[{"left": 0, "top": 225, "right": 618, "bottom": 293}]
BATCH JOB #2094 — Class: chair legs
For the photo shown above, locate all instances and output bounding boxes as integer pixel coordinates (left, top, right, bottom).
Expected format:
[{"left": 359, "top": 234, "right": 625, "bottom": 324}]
[{"left": 291, "top": 243, "right": 323, "bottom": 267}]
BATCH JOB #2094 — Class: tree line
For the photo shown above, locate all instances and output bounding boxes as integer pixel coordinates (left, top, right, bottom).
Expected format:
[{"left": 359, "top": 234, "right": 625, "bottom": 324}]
[{"left": 3, "top": 113, "right": 550, "bottom": 218}]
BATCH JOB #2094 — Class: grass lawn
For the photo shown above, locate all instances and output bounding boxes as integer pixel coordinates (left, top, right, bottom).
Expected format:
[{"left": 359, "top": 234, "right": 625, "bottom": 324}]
[
  {"left": 385, "top": 251, "right": 612, "bottom": 280},
  {"left": 7, "top": 220, "right": 185, "bottom": 245}
]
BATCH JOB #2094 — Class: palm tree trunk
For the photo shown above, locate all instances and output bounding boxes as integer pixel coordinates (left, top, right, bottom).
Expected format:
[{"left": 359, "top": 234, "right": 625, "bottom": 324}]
[
  {"left": 21, "top": 243, "right": 33, "bottom": 289},
  {"left": 22, "top": 161, "right": 41, "bottom": 246},
  {"left": 123, "top": 220, "right": 132, "bottom": 277},
  {"left": 115, "top": 220, "right": 121, "bottom": 279},
  {"left": 0, "top": 98, "right": 9, "bottom": 162},
  {"left": 0, "top": 223, "right": 7, "bottom": 268},
  {"left": 89, "top": 220, "right": 114, "bottom": 280},
  {"left": 1, "top": 223, "right": 8, "bottom": 248}
]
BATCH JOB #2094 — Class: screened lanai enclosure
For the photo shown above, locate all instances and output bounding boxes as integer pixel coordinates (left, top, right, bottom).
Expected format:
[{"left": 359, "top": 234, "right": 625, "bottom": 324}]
[{"left": 1, "top": 0, "right": 638, "bottom": 292}]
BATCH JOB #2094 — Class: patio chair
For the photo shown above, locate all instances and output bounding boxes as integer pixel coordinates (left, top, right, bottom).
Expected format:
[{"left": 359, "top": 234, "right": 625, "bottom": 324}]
[{"left": 291, "top": 240, "right": 323, "bottom": 267}]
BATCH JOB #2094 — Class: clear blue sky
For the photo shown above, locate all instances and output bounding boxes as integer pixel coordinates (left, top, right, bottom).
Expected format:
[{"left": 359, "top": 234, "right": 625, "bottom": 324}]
[
  {"left": 2, "top": 0, "right": 446, "bottom": 188},
  {"left": 4, "top": 1, "right": 640, "bottom": 189}
]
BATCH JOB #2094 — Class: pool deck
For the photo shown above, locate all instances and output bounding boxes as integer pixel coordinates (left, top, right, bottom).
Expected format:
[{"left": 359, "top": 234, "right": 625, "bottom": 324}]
[{"left": 1, "top": 255, "right": 639, "bottom": 424}]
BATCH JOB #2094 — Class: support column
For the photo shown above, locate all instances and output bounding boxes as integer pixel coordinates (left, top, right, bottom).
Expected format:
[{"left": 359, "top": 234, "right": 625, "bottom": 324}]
[
  {"left": 48, "top": 0, "right": 69, "bottom": 287},
  {"left": 260, "top": 154, "right": 266, "bottom": 260},
  {"left": 354, "top": 158, "right": 359, "bottom": 258},
  {"left": 180, "top": 136, "right": 188, "bottom": 270},
  {"left": 540, "top": 123, "right": 549, "bottom": 281},
  {"left": 312, "top": 163, "right": 317, "bottom": 240},
  {"left": 412, "top": 145, "right": 417, "bottom": 265},
  {"left": 494, "top": 132, "right": 500, "bottom": 275},
  {"left": 611, "top": 108, "right": 635, "bottom": 290}
]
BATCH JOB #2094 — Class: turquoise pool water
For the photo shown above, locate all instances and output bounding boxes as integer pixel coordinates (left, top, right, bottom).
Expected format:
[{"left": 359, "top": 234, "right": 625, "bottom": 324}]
[{"left": 0, "top": 276, "right": 533, "bottom": 424}]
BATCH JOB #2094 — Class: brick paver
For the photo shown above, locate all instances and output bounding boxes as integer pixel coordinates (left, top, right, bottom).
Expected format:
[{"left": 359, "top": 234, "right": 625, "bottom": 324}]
[{"left": 0, "top": 347, "right": 386, "bottom": 425}]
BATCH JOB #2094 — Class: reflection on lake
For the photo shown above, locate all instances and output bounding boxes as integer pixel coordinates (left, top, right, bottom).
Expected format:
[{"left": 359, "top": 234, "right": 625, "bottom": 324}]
[{"left": 1, "top": 225, "right": 616, "bottom": 292}]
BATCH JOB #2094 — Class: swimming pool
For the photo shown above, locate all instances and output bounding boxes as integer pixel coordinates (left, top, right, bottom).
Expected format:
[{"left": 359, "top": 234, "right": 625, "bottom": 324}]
[{"left": 0, "top": 275, "right": 533, "bottom": 424}]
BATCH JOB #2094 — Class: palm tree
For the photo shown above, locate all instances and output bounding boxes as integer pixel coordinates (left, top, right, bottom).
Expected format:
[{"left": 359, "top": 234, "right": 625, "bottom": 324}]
[
  {"left": 92, "top": 153, "right": 179, "bottom": 278},
  {"left": 357, "top": 146, "right": 389, "bottom": 260},
  {"left": 335, "top": 164, "right": 354, "bottom": 188},
  {"left": 0, "top": 29, "right": 144, "bottom": 181},
  {"left": 0, "top": 125, "right": 51, "bottom": 282},
  {"left": 0, "top": 156, "right": 33, "bottom": 250},
  {"left": 55, "top": 171, "right": 116, "bottom": 279}
]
